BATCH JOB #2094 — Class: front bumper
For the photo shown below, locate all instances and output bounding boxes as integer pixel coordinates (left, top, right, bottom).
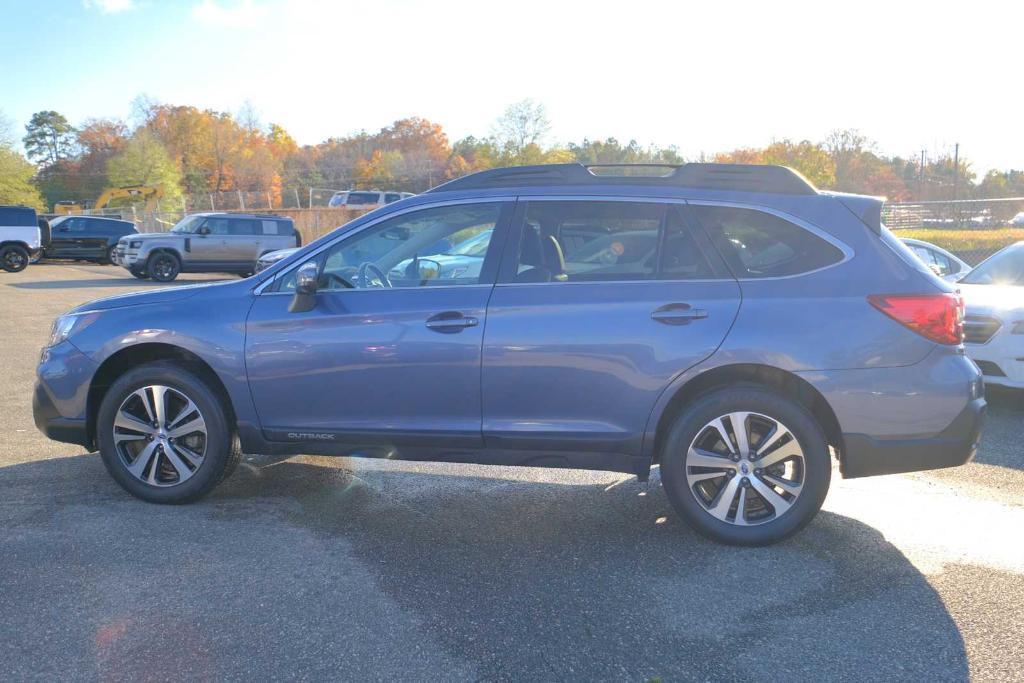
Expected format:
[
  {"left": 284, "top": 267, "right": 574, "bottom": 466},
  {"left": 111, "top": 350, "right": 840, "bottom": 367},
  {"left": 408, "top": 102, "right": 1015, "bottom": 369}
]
[
  {"left": 841, "top": 396, "right": 986, "bottom": 478},
  {"left": 966, "top": 332, "right": 1024, "bottom": 389},
  {"left": 33, "top": 341, "right": 97, "bottom": 450}
]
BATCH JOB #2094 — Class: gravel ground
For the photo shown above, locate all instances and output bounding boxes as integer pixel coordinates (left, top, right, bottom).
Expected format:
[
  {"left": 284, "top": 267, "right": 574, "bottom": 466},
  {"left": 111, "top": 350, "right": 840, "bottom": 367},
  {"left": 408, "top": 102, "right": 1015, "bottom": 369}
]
[{"left": 1, "top": 262, "right": 1022, "bottom": 681}]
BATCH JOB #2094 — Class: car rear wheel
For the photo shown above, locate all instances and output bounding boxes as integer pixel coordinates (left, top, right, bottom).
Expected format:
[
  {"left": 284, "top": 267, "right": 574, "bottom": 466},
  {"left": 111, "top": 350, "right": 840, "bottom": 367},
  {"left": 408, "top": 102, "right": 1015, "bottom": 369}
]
[
  {"left": 105, "top": 245, "right": 117, "bottom": 264},
  {"left": 660, "top": 386, "right": 831, "bottom": 546},
  {"left": 0, "top": 244, "right": 30, "bottom": 272},
  {"left": 97, "top": 361, "right": 240, "bottom": 503},
  {"left": 147, "top": 252, "right": 180, "bottom": 281}
]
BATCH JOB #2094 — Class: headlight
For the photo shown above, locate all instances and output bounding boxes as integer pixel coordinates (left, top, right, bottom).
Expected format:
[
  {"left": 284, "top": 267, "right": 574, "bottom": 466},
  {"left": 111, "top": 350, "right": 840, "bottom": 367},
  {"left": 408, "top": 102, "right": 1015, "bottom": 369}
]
[
  {"left": 129, "top": 240, "right": 142, "bottom": 248},
  {"left": 1012, "top": 320, "right": 1024, "bottom": 335},
  {"left": 48, "top": 313, "right": 95, "bottom": 347}
]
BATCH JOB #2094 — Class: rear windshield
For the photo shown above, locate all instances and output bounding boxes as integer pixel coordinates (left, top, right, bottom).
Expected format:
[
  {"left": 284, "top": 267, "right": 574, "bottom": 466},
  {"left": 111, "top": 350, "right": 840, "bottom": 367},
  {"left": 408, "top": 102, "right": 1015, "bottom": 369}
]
[
  {"left": 0, "top": 207, "right": 37, "bottom": 227},
  {"left": 960, "top": 243, "right": 1024, "bottom": 286},
  {"left": 691, "top": 205, "right": 844, "bottom": 278}
]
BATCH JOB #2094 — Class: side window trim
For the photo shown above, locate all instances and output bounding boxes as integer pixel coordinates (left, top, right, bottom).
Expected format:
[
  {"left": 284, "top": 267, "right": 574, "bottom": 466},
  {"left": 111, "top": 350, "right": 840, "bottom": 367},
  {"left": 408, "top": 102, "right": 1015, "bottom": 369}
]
[
  {"left": 261, "top": 197, "right": 516, "bottom": 294},
  {"left": 685, "top": 200, "right": 854, "bottom": 280}
]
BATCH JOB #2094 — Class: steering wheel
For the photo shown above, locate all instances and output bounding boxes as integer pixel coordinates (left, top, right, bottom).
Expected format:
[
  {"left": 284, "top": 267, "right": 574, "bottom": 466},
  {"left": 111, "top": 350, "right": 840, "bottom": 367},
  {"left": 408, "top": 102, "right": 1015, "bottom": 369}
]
[{"left": 357, "top": 262, "right": 392, "bottom": 289}]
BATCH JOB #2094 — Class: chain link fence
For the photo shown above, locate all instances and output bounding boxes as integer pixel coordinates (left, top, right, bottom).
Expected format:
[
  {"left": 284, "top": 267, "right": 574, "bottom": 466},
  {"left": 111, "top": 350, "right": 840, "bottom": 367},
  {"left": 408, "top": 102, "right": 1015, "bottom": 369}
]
[{"left": 885, "top": 198, "right": 1024, "bottom": 265}]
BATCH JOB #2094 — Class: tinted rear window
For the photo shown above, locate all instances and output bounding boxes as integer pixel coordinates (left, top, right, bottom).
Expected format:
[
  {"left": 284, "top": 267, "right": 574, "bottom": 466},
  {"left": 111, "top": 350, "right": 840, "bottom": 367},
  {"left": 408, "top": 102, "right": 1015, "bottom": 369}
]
[
  {"left": 346, "top": 192, "right": 380, "bottom": 205},
  {"left": 0, "top": 207, "right": 37, "bottom": 227},
  {"left": 691, "top": 205, "right": 844, "bottom": 278},
  {"left": 259, "top": 219, "right": 294, "bottom": 235}
]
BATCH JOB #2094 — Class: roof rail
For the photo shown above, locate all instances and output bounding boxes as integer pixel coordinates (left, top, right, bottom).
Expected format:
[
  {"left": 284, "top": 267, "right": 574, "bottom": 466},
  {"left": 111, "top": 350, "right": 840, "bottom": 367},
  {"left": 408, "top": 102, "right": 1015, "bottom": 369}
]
[{"left": 427, "top": 163, "right": 818, "bottom": 195}]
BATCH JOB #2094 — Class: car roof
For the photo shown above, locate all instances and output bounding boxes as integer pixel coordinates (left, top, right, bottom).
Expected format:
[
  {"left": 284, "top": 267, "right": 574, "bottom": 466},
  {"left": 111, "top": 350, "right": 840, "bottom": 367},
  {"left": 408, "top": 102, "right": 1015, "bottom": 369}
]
[{"left": 190, "top": 212, "right": 291, "bottom": 220}]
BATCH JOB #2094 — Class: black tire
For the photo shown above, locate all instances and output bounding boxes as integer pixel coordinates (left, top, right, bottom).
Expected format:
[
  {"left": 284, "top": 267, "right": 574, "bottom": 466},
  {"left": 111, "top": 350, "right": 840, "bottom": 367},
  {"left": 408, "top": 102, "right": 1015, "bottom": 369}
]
[
  {"left": 0, "top": 244, "right": 30, "bottom": 272},
  {"left": 129, "top": 268, "right": 149, "bottom": 279},
  {"left": 147, "top": 252, "right": 180, "bottom": 282},
  {"left": 660, "top": 386, "right": 831, "bottom": 546},
  {"left": 96, "top": 361, "right": 237, "bottom": 504},
  {"left": 104, "top": 245, "right": 117, "bottom": 265}
]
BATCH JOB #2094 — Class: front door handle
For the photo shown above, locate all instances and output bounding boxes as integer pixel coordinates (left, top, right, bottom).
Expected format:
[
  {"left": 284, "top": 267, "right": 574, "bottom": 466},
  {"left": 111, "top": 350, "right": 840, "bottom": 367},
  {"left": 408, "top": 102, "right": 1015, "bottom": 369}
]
[
  {"left": 425, "top": 311, "right": 479, "bottom": 333},
  {"left": 651, "top": 303, "right": 708, "bottom": 325}
]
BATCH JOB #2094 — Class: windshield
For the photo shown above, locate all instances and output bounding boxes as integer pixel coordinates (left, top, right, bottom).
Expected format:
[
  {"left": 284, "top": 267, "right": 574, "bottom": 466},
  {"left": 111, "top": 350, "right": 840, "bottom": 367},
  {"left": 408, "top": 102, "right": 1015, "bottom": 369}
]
[
  {"left": 170, "top": 216, "right": 205, "bottom": 234},
  {"left": 960, "top": 243, "right": 1024, "bottom": 286},
  {"left": 442, "top": 229, "right": 493, "bottom": 257}
]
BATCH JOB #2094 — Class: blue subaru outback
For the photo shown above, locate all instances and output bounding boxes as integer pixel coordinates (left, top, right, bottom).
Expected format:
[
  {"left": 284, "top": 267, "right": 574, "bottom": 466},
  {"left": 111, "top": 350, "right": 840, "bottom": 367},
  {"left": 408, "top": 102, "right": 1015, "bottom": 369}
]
[{"left": 34, "top": 164, "right": 986, "bottom": 545}]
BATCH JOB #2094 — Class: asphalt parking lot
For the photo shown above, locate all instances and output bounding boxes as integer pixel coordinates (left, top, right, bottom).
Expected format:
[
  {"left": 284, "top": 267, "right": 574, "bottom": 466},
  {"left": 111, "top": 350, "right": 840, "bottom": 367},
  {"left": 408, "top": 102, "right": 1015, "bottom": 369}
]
[{"left": 2, "top": 262, "right": 1022, "bottom": 681}]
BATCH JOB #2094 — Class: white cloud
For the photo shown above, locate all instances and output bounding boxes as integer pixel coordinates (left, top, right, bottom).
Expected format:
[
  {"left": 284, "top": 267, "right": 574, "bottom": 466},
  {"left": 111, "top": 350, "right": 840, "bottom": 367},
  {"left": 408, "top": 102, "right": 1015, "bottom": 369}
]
[
  {"left": 83, "top": 0, "right": 136, "bottom": 13},
  {"left": 191, "top": 0, "right": 269, "bottom": 27}
]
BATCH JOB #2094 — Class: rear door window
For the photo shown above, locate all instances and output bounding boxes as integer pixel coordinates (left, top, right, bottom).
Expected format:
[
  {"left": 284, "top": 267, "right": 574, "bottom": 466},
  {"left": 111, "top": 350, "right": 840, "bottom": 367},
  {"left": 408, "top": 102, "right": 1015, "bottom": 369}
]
[
  {"left": 507, "top": 201, "right": 717, "bottom": 283},
  {"left": 690, "top": 205, "right": 844, "bottom": 278},
  {"left": 227, "top": 219, "right": 257, "bottom": 236}
]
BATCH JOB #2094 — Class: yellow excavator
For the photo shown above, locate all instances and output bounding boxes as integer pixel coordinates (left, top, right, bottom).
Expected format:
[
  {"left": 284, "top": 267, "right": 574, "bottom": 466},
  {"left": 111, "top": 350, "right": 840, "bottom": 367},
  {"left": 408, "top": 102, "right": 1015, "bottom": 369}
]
[{"left": 54, "top": 185, "right": 165, "bottom": 215}]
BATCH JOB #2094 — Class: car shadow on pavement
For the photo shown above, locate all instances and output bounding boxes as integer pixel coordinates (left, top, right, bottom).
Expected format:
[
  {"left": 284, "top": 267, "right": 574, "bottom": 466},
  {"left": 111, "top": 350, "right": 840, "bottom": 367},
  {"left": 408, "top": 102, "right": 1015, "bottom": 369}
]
[
  {"left": 8, "top": 277, "right": 227, "bottom": 289},
  {"left": 973, "top": 387, "right": 1024, "bottom": 471},
  {"left": 0, "top": 453, "right": 968, "bottom": 680}
]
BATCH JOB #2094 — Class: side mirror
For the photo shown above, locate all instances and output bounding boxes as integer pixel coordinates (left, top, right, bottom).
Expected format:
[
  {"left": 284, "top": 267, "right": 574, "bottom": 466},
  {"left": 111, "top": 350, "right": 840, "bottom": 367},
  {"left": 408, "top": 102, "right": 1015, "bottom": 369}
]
[
  {"left": 417, "top": 258, "right": 441, "bottom": 281},
  {"left": 288, "top": 261, "right": 319, "bottom": 313}
]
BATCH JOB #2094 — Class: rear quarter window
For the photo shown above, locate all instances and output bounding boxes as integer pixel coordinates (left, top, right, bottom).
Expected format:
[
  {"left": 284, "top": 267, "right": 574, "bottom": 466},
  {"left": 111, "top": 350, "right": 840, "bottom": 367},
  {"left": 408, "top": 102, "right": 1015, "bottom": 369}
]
[
  {"left": 690, "top": 205, "right": 844, "bottom": 278},
  {"left": 0, "top": 207, "right": 37, "bottom": 227}
]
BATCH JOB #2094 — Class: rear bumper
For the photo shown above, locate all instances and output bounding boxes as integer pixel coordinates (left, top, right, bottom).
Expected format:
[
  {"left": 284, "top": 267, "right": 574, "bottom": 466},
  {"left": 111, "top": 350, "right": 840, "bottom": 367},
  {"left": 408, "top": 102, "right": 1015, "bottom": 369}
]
[{"left": 841, "top": 397, "right": 986, "bottom": 478}]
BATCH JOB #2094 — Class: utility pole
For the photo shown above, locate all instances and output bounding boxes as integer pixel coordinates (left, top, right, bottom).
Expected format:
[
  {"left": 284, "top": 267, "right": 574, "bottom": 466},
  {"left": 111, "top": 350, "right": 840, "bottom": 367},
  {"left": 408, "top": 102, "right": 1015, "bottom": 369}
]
[
  {"left": 919, "top": 149, "right": 925, "bottom": 197},
  {"left": 952, "top": 143, "right": 959, "bottom": 202},
  {"left": 952, "top": 142, "right": 960, "bottom": 227}
]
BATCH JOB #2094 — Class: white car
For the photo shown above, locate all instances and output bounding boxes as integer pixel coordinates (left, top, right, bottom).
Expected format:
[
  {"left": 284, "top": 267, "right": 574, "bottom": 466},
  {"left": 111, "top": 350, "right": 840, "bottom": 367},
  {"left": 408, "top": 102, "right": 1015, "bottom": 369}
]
[
  {"left": 958, "top": 241, "right": 1024, "bottom": 390},
  {"left": 1010, "top": 211, "right": 1024, "bottom": 227},
  {"left": 901, "top": 238, "right": 971, "bottom": 282},
  {"left": 328, "top": 190, "right": 414, "bottom": 209}
]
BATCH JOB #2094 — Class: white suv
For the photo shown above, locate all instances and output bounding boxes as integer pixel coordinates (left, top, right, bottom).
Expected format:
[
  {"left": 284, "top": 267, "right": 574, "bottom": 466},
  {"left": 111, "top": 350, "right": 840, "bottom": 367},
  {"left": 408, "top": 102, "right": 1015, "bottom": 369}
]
[
  {"left": 328, "top": 190, "right": 414, "bottom": 209},
  {"left": 0, "top": 206, "right": 42, "bottom": 272}
]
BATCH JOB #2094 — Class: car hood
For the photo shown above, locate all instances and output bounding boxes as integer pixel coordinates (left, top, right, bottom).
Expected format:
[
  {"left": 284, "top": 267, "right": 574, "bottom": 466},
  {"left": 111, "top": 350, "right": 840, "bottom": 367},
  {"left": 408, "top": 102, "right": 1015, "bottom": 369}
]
[
  {"left": 260, "top": 247, "right": 299, "bottom": 262},
  {"left": 959, "top": 283, "right": 1024, "bottom": 318},
  {"left": 69, "top": 279, "right": 245, "bottom": 313},
  {"left": 119, "top": 232, "right": 176, "bottom": 243}
]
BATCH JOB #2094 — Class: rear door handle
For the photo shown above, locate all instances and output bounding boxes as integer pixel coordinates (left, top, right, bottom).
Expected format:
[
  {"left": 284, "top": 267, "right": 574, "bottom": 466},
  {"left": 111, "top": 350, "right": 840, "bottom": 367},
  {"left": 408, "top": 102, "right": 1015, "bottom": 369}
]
[
  {"left": 651, "top": 303, "right": 708, "bottom": 325},
  {"left": 425, "top": 311, "right": 479, "bottom": 333}
]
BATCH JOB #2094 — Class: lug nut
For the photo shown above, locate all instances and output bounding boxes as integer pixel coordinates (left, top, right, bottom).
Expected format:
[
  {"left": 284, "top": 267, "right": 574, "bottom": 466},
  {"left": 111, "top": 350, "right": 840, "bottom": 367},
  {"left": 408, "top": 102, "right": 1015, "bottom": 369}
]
[{"left": 741, "top": 477, "right": 749, "bottom": 487}]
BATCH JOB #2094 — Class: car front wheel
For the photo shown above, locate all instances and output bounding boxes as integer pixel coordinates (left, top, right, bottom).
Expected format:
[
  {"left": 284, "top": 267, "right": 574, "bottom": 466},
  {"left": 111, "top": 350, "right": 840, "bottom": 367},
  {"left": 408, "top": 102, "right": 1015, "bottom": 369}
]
[
  {"left": 147, "top": 252, "right": 180, "bottom": 281},
  {"left": 96, "top": 361, "right": 240, "bottom": 503},
  {"left": 660, "top": 386, "right": 831, "bottom": 546}
]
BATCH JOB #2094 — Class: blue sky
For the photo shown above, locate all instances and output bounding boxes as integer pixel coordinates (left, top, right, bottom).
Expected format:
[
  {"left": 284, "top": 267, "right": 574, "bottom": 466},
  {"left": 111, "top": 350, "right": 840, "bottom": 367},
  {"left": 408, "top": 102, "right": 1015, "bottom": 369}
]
[{"left": 1, "top": 0, "right": 1021, "bottom": 175}]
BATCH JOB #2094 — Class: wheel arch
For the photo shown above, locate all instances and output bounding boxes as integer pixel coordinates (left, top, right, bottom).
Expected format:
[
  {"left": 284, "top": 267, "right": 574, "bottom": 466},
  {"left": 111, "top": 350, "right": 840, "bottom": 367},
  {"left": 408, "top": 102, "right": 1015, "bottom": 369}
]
[
  {"left": 647, "top": 363, "right": 844, "bottom": 467},
  {"left": 145, "top": 247, "right": 183, "bottom": 264},
  {"left": 86, "top": 343, "right": 237, "bottom": 449},
  {"left": 0, "top": 240, "right": 32, "bottom": 250}
]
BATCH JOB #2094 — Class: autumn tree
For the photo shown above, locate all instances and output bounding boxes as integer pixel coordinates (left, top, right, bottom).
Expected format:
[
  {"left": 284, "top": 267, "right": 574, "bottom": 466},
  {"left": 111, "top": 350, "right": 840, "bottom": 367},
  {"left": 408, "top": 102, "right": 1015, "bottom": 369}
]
[
  {"left": 76, "top": 118, "right": 129, "bottom": 199},
  {"left": 107, "top": 130, "right": 182, "bottom": 207}
]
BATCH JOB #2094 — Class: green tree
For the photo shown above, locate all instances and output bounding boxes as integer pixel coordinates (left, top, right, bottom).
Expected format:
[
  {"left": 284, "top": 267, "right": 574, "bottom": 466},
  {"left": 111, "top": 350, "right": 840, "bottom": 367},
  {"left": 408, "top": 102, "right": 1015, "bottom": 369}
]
[
  {"left": 106, "top": 131, "right": 182, "bottom": 207},
  {"left": 493, "top": 99, "right": 550, "bottom": 156},
  {"left": 23, "top": 111, "right": 77, "bottom": 167},
  {"left": 0, "top": 146, "right": 46, "bottom": 209}
]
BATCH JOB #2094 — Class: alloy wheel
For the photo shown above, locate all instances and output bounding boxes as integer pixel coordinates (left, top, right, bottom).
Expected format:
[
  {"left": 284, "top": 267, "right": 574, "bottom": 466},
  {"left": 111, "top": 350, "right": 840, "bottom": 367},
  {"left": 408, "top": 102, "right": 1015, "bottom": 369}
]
[
  {"left": 112, "top": 385, "right": 207, "bottom": 486},
  {"left": 684, "top": 412, "right": 805, "bottom": 526},
  {"left": 3, "top": 249, "right": 27, "bottom": 271}
]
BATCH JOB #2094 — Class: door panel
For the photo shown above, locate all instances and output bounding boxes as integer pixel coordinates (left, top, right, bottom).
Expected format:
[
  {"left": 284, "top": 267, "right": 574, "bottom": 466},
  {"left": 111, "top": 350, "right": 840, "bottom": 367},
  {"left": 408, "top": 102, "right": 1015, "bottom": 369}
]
[
  {"left": 482, "top": 281, "right": 740, "bottom": 454},
  {"left": 482, "top": 199, "right": 741, "bottom": 456},
  {"left": 246, "top": 287, "right": 492, "bottom": 445},
  {"left": 245, "top": 199, "right": 513, "bottom": 447}
]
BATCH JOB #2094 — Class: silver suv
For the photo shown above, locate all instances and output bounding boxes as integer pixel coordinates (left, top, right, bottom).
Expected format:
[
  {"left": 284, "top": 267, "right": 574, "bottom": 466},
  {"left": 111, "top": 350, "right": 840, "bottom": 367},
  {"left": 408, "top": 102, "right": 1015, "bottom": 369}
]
[{"left": 115, "top": 213, "right": 299, "bottom": 281}]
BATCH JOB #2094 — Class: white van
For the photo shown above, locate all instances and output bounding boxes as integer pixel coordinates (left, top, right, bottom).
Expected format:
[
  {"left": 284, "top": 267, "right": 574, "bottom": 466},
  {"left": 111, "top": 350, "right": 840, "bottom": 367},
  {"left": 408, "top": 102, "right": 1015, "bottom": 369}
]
[{"left": 328, "top": 190, "right": 414, "bottom": 209}]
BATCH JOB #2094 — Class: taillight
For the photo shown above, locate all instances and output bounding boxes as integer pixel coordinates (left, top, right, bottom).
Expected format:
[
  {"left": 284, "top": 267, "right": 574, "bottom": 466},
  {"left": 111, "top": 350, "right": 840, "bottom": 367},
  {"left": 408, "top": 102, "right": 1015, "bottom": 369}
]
[{"left": 868, "top": 293, "right": 964, "bottom": 345}]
